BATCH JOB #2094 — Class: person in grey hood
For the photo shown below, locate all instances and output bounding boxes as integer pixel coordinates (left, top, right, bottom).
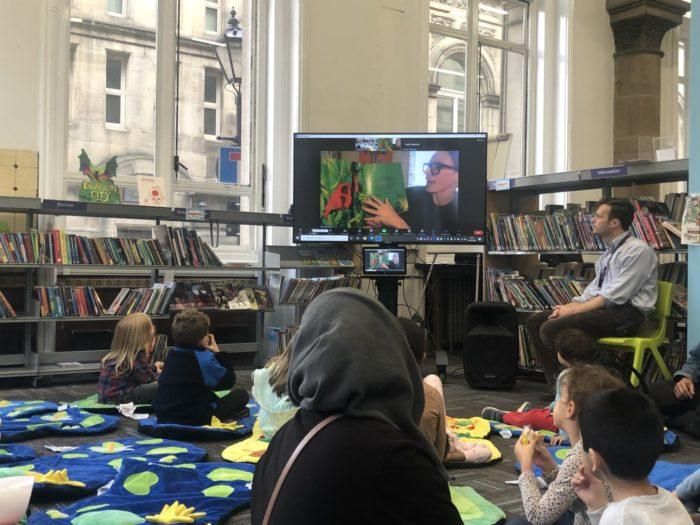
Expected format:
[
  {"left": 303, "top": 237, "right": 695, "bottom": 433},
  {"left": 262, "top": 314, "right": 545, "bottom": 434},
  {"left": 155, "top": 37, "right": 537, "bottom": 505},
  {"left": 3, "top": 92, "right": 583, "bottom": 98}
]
[{"left": 250, "top": 288, "right": 461, "bottom": 525}]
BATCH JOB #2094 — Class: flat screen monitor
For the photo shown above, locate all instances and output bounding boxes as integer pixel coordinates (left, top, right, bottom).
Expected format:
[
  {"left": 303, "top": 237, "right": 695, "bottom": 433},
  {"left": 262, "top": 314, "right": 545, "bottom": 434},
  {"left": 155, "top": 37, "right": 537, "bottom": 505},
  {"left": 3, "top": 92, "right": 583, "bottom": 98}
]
[
  {"left": 362, "top": 247, "right": 406, "bottom": 276},
  {"left": 293, "top": 132, "right": 487, "bottom": 244}
]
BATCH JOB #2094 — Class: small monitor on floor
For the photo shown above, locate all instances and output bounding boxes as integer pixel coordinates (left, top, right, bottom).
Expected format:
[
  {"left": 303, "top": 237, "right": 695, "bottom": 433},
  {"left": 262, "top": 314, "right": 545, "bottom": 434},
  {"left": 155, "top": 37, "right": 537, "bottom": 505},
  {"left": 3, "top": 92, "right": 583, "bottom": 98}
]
[{"left": 362, "top": 247, "right": 406, "bottom": 276}]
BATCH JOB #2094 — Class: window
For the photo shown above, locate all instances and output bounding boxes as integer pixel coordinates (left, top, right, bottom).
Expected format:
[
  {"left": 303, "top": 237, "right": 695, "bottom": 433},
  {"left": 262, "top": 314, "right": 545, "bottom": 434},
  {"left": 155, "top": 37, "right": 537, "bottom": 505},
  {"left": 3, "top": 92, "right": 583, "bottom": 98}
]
[
  {"left": 64, "top": 0, "right": 259, "bottom": 263},
  {"left": 107, "top": 0, "right": 125, "bottom": 16},
  {"left": 105, "top": 54, "right": 126, "bottom": 126},
  {"left": 428, "top": 0, "right": 530, "bottom": 178},
  {"left": 204, "top": 69, "right": 219, "bottom": 136},
  {"left": 205, "top": 0, "right": 220, "bottom": 34}
]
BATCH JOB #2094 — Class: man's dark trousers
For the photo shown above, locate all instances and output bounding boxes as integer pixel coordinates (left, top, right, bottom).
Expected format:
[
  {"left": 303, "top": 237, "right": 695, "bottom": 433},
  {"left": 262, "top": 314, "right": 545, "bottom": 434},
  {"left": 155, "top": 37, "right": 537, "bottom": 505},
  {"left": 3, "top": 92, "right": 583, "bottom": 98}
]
[{"left": 526, "top": 305, "right": 644, "bottom": 387}]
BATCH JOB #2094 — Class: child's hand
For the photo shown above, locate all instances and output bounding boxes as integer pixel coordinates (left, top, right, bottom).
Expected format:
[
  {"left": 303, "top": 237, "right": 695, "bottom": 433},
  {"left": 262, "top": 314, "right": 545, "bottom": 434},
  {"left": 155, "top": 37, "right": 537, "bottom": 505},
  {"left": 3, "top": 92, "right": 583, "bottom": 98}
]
[
  {"left": 205, "top": 333, "right": 220, "bottom": 353},
  {"left": 155, "top": 361, "right": 164, "bottom": 374},
  {"left": 532, "top": 435, "right": 557, "bottom": 473},
  {"left": 549, "top": 435, "right": 567, "bottom": 446},
  {"left": 571, "top": 465, "right": 607, "bottom": 510},
  {"left": 514, "top": 428, "right": 537, "bottom": 472}
]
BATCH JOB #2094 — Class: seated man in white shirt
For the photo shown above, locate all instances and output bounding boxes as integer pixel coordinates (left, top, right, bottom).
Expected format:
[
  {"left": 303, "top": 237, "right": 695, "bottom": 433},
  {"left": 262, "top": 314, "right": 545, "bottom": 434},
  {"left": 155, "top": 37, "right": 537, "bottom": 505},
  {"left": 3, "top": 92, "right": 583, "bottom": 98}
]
[
  {"left": 527, "top": 198, "right": 658, "bottom": 398},
  {"left": 572, "top": 387, "right": 691, "bottom": 525}
]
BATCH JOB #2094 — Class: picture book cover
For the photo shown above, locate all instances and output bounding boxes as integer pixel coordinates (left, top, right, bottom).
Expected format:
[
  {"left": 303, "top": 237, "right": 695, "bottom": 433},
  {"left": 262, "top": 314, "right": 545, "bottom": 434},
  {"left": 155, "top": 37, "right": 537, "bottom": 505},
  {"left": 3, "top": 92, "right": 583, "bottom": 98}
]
[
  {"left": 170, "top": 281, "right": 196, "bottom": 310},
  {"left": 190, "top": 282, "right": 217, "bottom": 308},
  {"left": 682, "top": 194, "right": 700, "bottom": 245},
  {"left": 250, "top": 286, "right": 274, "bottom": 311},
  {"left": 319, "top": 155, "right": 408, "bottom": 229}
]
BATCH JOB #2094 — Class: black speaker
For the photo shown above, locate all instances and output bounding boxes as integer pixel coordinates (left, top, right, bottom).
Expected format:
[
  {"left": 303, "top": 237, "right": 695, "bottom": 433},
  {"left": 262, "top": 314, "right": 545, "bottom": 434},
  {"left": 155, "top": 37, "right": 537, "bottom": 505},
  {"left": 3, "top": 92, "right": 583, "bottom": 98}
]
[{"left": 463, "top": 302, "right": 518, "bottom": 389}]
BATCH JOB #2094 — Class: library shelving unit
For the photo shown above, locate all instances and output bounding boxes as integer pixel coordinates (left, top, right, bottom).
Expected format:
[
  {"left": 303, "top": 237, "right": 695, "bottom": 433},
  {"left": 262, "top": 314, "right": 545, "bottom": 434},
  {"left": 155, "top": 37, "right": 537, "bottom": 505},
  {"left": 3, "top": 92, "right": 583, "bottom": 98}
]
[
  {"left": 485, "top": 158, "right": 689, "bottom": 373},
  {"left": 0, "top": 196, "right": 292, "bottom": 380},
  {"left": 262, "top": 244, "right": 358, "bottom": 358}
]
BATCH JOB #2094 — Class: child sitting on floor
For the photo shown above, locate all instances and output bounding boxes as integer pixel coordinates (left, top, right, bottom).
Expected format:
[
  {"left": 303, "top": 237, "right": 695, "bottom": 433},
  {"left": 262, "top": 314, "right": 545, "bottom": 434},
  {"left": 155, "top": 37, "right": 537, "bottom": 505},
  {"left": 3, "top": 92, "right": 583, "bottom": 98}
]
[
  {"left": 154, "top": 309, "right": 249, "bottom": 426},
  {"left": 98, "top": 312, "right": 162, "bottom": 404},
  {"left": 397, "top": 317, "right": 491, "bottom": 464},
  {"left": 482, "top": 328, "right": 594, "bottom": 441},
  {"left": 510, "top": 364, "right": 624, "bottom": 525},
  {"left": 572, "top": 387, "right": 691, "bottom": 524},
  {"left": 251, "top": 337, "right": 298, "bottom": 439},
  {"left": 674, "top": 469, "right": 700, "bottom": 516}
]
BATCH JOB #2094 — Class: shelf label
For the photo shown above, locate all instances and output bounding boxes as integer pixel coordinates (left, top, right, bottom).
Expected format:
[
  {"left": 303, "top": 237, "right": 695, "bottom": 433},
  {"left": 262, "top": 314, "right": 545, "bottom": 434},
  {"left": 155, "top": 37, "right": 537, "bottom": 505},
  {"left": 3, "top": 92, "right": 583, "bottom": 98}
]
[
  {"left": 185, "top": 208, "right": 206, "bottom": 221},
  {"left": 591, "top": 166, "right": 628, "bottom": 179},
  {"left": 488, "top": 178, "right": 512, "bottom": 191},
  {"left": 43, "top": 200, "right": 88, "bottom": 211}
]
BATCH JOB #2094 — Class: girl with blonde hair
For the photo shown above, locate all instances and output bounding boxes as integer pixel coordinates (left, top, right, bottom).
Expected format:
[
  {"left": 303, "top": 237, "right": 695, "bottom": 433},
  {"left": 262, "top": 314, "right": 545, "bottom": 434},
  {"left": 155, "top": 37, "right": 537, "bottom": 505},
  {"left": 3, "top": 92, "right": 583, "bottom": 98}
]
[
  {"left": 98, "top": 312, "right": 162, "bottom": 404},
  {"left": 251, "top": 338, "right": 298, "bottom": 439}
]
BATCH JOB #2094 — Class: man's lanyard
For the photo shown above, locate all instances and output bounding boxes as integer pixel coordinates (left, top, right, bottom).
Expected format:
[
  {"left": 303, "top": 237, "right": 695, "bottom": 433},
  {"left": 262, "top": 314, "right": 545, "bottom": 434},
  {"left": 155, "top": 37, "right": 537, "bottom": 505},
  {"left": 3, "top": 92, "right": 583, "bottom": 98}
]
[{"left": 597, "top": 232, "right": 632, "bottom": 288}]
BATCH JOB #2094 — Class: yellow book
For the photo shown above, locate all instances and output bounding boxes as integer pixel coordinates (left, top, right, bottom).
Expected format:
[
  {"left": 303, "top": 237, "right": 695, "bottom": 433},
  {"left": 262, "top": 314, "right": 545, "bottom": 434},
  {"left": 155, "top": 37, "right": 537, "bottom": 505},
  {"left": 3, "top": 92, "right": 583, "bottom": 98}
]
[{"left": 59, "top": 230, "right": 69, "bottom": 265}]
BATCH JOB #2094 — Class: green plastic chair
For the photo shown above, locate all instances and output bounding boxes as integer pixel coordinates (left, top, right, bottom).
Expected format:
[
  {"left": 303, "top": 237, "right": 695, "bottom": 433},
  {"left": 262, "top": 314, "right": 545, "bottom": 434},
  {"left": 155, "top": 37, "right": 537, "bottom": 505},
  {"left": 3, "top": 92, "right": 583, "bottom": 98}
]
[{"left": 597, "top": 281, "right": 673, "bottom": 387}]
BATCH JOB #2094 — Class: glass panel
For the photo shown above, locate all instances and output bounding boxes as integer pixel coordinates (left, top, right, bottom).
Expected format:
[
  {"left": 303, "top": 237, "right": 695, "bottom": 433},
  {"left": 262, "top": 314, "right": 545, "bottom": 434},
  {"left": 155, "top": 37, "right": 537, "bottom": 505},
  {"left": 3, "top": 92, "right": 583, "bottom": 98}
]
[
  {"left": 105, "top": 94, "right": 121, "bottom": 124},
  {"left": 177, "top": 0, "right": 249, "bottom": 184},
  {"left": 107, "top": 0, "right": 123, "bottom": 15},
  {"left": 204, "top": 72, "right": 217, "bottom": 103},
  {"left": 204, "top": 107, "right": 217, "bottom": 135},
  {"left": 205, "top": 6, "right": 218, "bottom": 32},
  {"left": 67, "top": 0, "right": 157, "bottom": 245},
  {"left": 436, "top": 97, "right": 454, "bottom": 132},
  {"left": 106, "top": 57, "right": 121, "bottom": 89},
  {"left": 479, "top": 1, "right": 527, "bottom": 45},
  {"left": 429, "top": 0, "right": 467, "bottom": 32},
  {"left": 479, "top": 46, "right": 525, "bottom": 177}
]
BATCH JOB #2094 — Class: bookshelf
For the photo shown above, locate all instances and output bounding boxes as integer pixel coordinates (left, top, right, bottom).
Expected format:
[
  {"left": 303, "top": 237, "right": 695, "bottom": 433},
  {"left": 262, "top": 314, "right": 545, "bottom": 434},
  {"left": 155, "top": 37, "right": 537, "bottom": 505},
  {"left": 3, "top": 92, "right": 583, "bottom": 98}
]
[
  {"left": 485, "top": 159, "right": 689, "bottom": 374},
  {"left": 262, "top": 245, "right": 359, "bottom": 359},
  {"left": 0, "top": 196, "right": 292, "bottom": 380}
]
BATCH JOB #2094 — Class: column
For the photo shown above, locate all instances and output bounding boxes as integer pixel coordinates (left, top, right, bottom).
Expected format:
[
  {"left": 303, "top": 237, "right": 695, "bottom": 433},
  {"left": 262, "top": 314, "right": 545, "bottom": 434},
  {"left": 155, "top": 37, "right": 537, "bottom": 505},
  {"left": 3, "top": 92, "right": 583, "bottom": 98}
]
[{"left": 689, "top": 0, "right": 699, "bottom": 347}]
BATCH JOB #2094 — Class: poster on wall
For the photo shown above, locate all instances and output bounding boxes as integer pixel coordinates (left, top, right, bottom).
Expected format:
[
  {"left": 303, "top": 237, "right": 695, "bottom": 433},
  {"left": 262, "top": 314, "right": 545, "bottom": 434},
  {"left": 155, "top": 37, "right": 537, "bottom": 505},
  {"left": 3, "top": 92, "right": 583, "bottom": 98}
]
[
  {"left": 137, "top": 175, "right": 168, "bottom": 207},
  {"left": 77, "top": 149, "right": 121, "bottom": 204},
  {"left": 681, "top": 193, "right": 700, "bottom": 245}
]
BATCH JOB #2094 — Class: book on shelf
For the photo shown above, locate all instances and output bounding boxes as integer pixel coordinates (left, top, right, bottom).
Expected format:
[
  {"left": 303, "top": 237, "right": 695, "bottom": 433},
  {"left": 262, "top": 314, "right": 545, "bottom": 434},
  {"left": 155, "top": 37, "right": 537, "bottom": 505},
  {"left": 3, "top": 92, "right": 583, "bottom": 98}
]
[
  {"left": 517, "top": 325, "right": 540, "bottom": 370},
  {"left": 487, "top": 194, "right": 688, "bottom": 253},
  {"left": 0, "top": 227, "right": 221, "bottom": 267},
  {"left": 485, "top": 268, "right": 590, "bottom": 311},
  {"left": 149, "top": 334, "right": 169, "bottom": 363},
  {"left": 34, "top": 286, "right": 106, "bottom": 318},
  {"left": 269, "top": 325, "right": 298, "bottom": 356},
  {"left": 0, "top": 290, "right": 17, "bottom": 318},
  {"left": 278, "top": 275, "right": 361, "bottom": 305},
  {"left": 170, "top": 280, "right": 274, "bottom": 312},
  {"left": 106, "top": 282, "right": 176, "bottom": 316}
]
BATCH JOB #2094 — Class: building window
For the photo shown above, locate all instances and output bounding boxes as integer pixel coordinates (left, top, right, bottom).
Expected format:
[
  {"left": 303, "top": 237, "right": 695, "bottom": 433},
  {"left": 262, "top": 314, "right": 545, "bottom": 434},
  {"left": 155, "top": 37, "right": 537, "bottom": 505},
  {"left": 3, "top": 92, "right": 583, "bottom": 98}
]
[
  {"left": 105, "top": 54, "right": 126, "bottom": 126},
  {"left": 107, "top": 0, "right": 125, "bottom": 16},
  {"left": 205, "top": 0, "right": 219, "bottom": 34},
  {"left": 203, "top": 69, "right": 219, "bottom": 136},
  {"left": 428, "top": 0, "right": 530, "bottom": 178}
]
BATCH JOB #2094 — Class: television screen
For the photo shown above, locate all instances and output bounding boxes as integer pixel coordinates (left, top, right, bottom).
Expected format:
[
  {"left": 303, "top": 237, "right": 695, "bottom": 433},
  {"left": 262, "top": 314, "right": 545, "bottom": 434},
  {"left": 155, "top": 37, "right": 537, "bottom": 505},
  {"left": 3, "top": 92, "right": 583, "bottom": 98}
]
[
  {"left": 362, "top": 247, "right": 406, "bottom": 275},
  {"left": 293, "top": 133, "right": 487, "bottom": 244}
]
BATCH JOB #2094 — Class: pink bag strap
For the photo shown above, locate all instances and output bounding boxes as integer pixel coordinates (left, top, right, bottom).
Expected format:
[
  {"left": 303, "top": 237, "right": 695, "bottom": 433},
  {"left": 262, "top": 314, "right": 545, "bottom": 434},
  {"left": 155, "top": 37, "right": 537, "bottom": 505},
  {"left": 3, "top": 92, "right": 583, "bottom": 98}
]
[{"left": 262, "top": 413, "right": 344, "bottom": 525}]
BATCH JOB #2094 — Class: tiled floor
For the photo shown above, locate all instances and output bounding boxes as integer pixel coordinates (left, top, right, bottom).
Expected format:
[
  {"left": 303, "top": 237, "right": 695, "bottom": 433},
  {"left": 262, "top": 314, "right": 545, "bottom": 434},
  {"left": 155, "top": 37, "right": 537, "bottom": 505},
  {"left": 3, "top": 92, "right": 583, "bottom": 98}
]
[{"left": 2, "top": 357, "right": 700, "bottom": 524}]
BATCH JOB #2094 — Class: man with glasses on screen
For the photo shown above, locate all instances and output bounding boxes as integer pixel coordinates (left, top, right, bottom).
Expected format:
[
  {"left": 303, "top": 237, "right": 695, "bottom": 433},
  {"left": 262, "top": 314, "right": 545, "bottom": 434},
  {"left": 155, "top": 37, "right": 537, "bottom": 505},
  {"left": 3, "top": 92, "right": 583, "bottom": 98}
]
[
  {"left": 526, "top": 198, "right": 657, "bottom": 399},
  {"left": 362, "top": 150, "right": 459, "bottom": 234}
]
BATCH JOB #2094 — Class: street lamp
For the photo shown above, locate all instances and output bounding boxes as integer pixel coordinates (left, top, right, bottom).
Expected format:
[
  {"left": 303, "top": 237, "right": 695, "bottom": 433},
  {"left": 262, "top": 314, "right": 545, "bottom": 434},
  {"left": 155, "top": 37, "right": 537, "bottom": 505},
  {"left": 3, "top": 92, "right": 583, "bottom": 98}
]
[{"left": 215, "top": 8, "right": 243, "bottom": 144}]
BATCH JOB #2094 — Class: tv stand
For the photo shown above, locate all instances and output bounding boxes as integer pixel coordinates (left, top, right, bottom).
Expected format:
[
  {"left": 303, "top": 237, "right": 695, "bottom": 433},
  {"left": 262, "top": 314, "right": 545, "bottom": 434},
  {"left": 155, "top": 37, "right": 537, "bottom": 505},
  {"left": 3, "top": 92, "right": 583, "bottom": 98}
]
[{"left": 374, "top": 276, "right": 400, "bottom": 316}]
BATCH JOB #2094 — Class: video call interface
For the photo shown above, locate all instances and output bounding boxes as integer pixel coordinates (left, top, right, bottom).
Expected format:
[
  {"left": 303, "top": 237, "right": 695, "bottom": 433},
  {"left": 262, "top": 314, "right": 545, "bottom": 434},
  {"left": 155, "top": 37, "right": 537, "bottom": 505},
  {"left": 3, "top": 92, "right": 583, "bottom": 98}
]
[
  {"left": 363, "top": 247, "right": 406, "bottom": 275},
  {"left": 293, "top": 133, "right": 487, "bottom": 245}
]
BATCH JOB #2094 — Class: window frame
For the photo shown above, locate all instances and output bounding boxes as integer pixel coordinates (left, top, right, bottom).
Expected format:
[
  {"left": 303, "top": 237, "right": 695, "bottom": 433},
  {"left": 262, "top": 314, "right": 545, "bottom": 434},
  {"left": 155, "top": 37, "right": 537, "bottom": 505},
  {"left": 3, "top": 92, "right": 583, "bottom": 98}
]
[
  {"left": 104, "top": 52, "right": 127, "bottom": 129},
  {"left": 107, "top": 0, "right": 126, "bottom": 18},
  {"left": 205, "top": 0, "right": 220, "bottom": 35},
  {"left": 203, "top": 68, "right": 220, "bottom": 138},
  {"left": 428, "top": 0, "right": 531, "bottom": 178}
]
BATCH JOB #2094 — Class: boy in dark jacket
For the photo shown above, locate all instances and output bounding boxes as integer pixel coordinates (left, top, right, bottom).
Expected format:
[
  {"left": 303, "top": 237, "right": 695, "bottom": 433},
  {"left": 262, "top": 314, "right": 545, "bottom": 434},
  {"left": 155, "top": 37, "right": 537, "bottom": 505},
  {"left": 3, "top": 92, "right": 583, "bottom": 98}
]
[{"left": 154, "top": 309, "right": 249, "bottom": 425}]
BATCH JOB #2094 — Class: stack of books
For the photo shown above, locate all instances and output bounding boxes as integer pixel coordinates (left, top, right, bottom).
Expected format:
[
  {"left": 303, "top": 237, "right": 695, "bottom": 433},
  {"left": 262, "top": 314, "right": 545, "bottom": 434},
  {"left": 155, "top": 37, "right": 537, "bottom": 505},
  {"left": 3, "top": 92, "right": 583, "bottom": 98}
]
[
  {"left": 0, "top": 228, "right": 222, "bottom": 267},
  {"left": 485, "top": 268, "right": 589, "bottom": 311},
  {"left": 0, "top": 290, "right": 17, "bottom": 318},
  {"left": 488, "top": 195, "right": 686, "bottom": 252},
  {"left": 279, "top": 275, "right": 361, "bottom": 305},
  {"left": 106, "top": 283, "right": 176, "bottom": 316},
  {"left": 664, "top": 192, "right": 688, "bottom": 222},
  {"left": 517, "top": 325, "right": 540, "bottom": 370},
  {"left": 658, "top": 261, "right": 687, "bottom": 318},
  {"left": 34, "top": 286, "right": 106, "bottom": 318},
  {"left": 153, "top": 225, "right": 222, "bottom": 267}
]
